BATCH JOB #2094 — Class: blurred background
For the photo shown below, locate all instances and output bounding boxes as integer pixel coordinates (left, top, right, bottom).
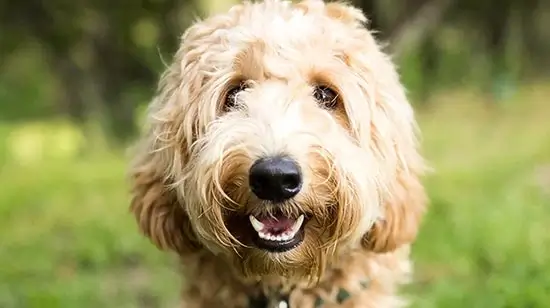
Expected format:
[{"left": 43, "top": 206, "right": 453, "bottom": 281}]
[{"left": 0, "top": 0, "right": 549, "bottom": 307}]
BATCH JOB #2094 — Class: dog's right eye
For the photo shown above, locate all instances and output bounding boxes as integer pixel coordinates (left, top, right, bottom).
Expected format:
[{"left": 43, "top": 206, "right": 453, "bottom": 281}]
[{"left": 224, "top": 83, "right": 248, "bottom": 111}]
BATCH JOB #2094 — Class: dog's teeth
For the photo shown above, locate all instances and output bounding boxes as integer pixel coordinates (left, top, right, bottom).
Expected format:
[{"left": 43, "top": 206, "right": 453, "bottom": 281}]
[
  {"left": 253, "top": 215, "right": 305, "bottom": 242},
  {"left": 249, "top": 215, "right": 265, "bottom": 232},
  {"left": 290, "top": 215, "right": 305, "bottom": 234},
  {"left": 286, "top": 230, "right": 296, "bottom": 238}
]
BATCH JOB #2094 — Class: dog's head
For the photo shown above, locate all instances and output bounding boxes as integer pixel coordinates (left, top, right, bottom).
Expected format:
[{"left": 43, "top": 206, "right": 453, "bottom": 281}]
[{"left": 130, "top": 0, "right": 426, "bottom": 281}]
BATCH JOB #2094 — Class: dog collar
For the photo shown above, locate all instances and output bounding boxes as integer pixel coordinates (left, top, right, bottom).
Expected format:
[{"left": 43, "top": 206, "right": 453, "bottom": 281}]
[
  {"left": 248, "top": 279, "right": 370, "bottom": 308},
  {"left": 248, "top": 287, "right": 291, "bottom": 308}
]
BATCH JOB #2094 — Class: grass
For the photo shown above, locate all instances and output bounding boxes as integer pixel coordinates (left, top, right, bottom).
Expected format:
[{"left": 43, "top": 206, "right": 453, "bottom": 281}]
[
  {"left": 410, "top": 83, "right": 550, "bottom": 307},
  {"left": 1, "top": 83, "right": 549, "bottom": 307}
]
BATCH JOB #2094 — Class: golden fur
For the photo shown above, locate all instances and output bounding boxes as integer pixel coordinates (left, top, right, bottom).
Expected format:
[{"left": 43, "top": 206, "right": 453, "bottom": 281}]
[{"left": 129, "top": 0, "right": 427, "bottom": 307}]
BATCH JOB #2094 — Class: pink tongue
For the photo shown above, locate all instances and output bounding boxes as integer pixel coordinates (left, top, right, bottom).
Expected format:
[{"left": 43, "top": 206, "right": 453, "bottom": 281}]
[{"left": 258, "top": 216, "right": 294, "bottom": 234}]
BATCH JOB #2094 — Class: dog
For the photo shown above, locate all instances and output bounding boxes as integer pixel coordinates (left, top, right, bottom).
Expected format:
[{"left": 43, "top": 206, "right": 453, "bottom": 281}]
[{"left": 129, "top": 0, "right": 427, "bottom": 307}]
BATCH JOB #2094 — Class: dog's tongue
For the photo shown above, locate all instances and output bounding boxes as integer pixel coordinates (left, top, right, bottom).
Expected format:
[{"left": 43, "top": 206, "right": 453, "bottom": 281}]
[{"left": 258, "top": 216, "right": 294, "bottom": 233}]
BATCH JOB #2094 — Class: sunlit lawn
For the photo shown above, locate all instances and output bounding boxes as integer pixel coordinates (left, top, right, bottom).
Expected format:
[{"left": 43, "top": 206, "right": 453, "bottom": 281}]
[{"left": 1, "top": 83, "right": 549, "bottom": 307}]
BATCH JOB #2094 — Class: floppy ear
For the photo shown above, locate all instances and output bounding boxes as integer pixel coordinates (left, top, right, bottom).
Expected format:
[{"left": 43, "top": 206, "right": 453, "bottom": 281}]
[
  {"left": 129, "top": 139, "right": 201, "bottom": 254},
  {"left": 129, "top": 37, "right": 203, "bottom": 254},
  {"left": 128, "top": 13, "right": 237, "bottom": 254},
  {"left": 363, "top": 170, "right": 427, "bottom": 253},
  {"left": 355, "top": 45, "right": 428, "bottom": 253},
  {"left": 319, "top": 1, "right": 429, "bottom": 252}
]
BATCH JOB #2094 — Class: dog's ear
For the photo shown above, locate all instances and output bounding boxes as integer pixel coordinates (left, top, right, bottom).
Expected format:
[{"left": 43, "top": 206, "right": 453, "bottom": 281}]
[
  {"left": 362, "top": 171, "right": 427, "bottom": 253},
  {"left": 129, "top": 141, "right": 201, "bottom": 254},
  {"left": 129, "top": 41, "right": 203, "bottom": 254},
  {"left": 128, "top": 14, "right": 233, "bottom": 254},
  {"left": 325, "top": 2, "right": 428, "bottom": 252}
]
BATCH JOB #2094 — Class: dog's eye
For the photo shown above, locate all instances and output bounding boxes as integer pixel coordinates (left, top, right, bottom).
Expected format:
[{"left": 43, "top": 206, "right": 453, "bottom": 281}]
[
  {"left": 224, "top": 82, "right": 248, "bottom": 111},
  {"left": 313, "top": 85, "right": 339, "bottom": 109}
]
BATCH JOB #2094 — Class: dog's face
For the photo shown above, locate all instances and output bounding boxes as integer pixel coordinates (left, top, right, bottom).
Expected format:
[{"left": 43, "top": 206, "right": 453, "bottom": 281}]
[{"left": 130, "top": 0, "right": 426, "bottom": 281}]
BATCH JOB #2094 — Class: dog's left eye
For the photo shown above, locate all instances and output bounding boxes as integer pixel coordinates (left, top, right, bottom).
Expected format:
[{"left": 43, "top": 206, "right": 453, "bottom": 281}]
[{"left": 313, "top": 85, "right": 339, "bottom": 109}]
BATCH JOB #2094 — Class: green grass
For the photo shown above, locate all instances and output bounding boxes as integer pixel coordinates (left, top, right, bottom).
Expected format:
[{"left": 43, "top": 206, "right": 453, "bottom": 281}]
[
  {"left": 1, "top": 83, "right": 549, "bottom": 307},
  {"left": 410, "top": 83, "right": 550, "bottom": 307}
]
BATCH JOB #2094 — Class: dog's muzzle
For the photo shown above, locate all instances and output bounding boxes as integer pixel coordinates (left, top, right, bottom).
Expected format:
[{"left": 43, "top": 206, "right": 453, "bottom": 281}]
[{"left": 245, "top": 155, "right": 307, "bottom": 252}]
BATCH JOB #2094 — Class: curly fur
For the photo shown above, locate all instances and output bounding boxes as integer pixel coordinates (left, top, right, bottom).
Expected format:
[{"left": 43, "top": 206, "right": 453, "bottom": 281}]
[{"left": 129, "top": 0, "right": 427, "bottom": 307}]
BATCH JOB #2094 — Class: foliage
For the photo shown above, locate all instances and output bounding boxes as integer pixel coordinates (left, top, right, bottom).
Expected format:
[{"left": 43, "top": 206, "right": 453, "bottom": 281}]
[{"left": 1, "top": 0, "right": 549, "bottom": 140}]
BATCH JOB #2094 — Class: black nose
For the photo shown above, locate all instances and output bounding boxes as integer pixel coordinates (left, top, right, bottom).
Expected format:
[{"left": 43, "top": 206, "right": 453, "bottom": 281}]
[{"left": 249, "top": 156, "right": 302, "bottom": 202}]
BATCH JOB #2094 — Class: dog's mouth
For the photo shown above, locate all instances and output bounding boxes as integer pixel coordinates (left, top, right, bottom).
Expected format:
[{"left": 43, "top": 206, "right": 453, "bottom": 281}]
[{"left": 248, "top": 213, "right": 306, "bottom": 253}]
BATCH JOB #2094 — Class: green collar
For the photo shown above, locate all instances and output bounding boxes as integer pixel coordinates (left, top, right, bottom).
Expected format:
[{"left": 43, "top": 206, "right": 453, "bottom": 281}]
[{"left": 248, "top": 279, "right": 370, "bottom": 308}]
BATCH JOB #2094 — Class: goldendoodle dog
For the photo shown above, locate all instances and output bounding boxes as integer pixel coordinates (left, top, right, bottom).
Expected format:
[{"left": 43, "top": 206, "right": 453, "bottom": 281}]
[{"left": 129, "top": 0, "right": 427, "bottom": 307}]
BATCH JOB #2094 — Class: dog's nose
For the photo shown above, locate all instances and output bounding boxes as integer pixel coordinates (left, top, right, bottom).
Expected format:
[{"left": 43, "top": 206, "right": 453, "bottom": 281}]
[{"left": 249, "top": 156, "right": 302, "bottom": 202}]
